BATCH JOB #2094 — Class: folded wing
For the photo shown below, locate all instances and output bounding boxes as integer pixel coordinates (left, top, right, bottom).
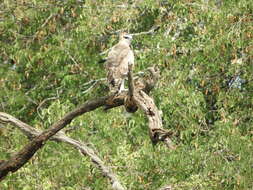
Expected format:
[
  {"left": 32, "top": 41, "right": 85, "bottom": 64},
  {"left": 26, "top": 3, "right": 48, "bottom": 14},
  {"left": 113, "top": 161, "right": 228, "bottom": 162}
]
[{"left": 106, "top": 42, "right": 134, "bottom": 93}]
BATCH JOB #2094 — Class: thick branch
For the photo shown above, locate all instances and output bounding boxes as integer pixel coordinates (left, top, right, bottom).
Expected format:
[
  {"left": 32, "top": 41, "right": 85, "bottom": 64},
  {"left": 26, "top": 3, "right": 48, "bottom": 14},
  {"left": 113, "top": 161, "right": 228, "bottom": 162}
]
[
  {"left": 0, "top": 112, "right": 125, "bottom": 190},
  {"left": 0, "top": 66, "right": 173, "bottom": 181},
  {"left": 128, "top": 64, "right": 135, "bottom": 97},
  {"left": 105, "top": 66, "right": 158, "bottom": 111},
  {"left": 124, "top": 64, "right": 138, "bottom": 113},
  {"left": 0, "top": 96, "right": 108, "bottom": 180},
  {"left": 134, "top": 91, "right": 174, "bottom": 148},
  {"left": 127, "top": 66, "right": 175, "bottom": 148}
]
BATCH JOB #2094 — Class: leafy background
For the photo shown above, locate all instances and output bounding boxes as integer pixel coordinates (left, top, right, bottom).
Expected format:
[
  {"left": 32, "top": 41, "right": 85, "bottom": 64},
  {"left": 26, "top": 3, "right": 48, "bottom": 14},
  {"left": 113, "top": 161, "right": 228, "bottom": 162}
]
[{"left": 0, "top": 0, "right": 252, "bottom": 189}]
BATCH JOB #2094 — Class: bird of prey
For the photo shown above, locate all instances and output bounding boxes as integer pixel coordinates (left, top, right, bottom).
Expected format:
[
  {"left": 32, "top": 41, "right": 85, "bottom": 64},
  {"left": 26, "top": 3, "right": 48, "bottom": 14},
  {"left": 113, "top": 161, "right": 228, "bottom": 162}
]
[{"left": 105, "top": 33, "right": 134, "bottom": 93}]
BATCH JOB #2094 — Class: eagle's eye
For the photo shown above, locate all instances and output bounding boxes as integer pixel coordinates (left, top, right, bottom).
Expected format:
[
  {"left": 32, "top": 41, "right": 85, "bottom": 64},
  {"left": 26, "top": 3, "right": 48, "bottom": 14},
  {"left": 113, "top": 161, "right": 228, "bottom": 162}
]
[{"left": 123, "top": 35, "right": 132, "bottom": 40}]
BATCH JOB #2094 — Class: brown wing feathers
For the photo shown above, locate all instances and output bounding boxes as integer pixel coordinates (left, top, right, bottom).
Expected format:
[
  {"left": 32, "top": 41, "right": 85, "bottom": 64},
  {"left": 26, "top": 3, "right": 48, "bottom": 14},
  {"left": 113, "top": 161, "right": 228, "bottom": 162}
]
[{"left": 106, "top": 42, "right": 131, "bottom": 92}]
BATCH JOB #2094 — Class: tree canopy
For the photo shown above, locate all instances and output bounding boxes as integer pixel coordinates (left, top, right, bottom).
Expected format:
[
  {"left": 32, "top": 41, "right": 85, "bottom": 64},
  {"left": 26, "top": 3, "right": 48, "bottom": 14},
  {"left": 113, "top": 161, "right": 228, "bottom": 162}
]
[{"left": 0, "top": 0, "right": 252, "bottom": 189}]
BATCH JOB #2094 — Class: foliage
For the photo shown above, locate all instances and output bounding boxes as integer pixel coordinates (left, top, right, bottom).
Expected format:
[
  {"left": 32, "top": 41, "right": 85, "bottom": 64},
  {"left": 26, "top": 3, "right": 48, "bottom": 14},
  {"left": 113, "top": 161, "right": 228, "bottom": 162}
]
[{"left": 0, "top": 0, "right": 252, "bottom": 189}]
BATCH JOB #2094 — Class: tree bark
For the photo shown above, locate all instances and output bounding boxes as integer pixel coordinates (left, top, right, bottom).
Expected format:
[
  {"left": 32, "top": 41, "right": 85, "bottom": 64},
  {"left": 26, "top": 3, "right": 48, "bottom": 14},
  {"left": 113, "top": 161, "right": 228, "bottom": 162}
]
[
  {"left": 126, "top": 65, "right": 175, "bottom": 148},
  {"left": 0, "top": 112, "right": 125, "bottom": 190},
  {"left": 0, "top": 66, "right": 174, "bottom": 181},
  {"left": 0, "top": 97, "right": 108, "bottom": 180}
]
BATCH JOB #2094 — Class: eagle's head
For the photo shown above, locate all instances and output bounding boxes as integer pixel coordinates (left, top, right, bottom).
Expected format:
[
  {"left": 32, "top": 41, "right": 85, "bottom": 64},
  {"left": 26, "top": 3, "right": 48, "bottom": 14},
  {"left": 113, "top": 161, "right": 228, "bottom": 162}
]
[{"left": 120, "top": 33, "right": 133, "bottom": 45}]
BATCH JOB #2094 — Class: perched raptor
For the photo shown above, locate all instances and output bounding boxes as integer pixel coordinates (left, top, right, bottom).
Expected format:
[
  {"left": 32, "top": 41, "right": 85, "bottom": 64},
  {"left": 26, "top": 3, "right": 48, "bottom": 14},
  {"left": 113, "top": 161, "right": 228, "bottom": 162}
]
[{"left": 105, "top": 33, "right": 134, "bottom": 93}]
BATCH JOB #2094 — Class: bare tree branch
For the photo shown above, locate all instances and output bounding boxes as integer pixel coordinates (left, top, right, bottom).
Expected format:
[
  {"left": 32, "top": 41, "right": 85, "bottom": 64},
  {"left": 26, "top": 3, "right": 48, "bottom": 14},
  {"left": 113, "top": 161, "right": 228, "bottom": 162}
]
[
  {"left": 81, "top": 81, "right": 99, "bottom": 94},
  {"left": 0, "top": 112, "right": 125, "bottom": 190},
  {"left": 159, "top": 185, "right": 173, "bottom": 190},
  {"left": 130, "top": 26, "right": 160, "bottom": 36},
  {"left": 134, "top": 91, "right": 174, "bottom": 148},
  {"left": 37, "top": 96, "right": 58, "bottom": 119},
  {"left": 100, "top": 25, "right": 160, "bottom": 56},
  {"left": 0, "top": 96, "right": 108, "bottom": 180},
  {"left": 126, "top": 66, "right": 175, "bottom": 148},
  {"left": 100, "top": 47, "right": 112, "bottom": 56},
  {"left": 128, "top": 64, "right": 135, "bottom": 98},
  {"left": 0, "top": 66, "right": 174, "bottom": 181}
]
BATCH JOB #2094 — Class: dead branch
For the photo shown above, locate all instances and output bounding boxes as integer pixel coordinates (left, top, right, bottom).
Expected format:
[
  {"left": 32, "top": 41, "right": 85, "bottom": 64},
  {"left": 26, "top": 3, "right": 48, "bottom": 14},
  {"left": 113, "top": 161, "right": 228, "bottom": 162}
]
[
  {"left": 105, "top": 66, "right": 159, "bottom": 111},
  {"left": 0, "top": 66, "right": 174, "bottom": 181},
  {"left": 0, "top": 112, "right": 125, "bottom": 190},
  {"left": 100, "top": 25, "right": 160, "bottom": 56},
  {"left": 37, "top": 96, "right": 58, "bottom": 119},
  {"left": 134, "top": 91, "right": 174, "bottom": 148},
  {"left": 124, "top": 64, "right": 138, "bottom": 113},
  {"left": 128, "top": 64, "right": 135, "bottom": 98},
  {"left": 0, "top": 96, "right": 108, "bottom": 180},
  {"left": 126, "top": 65, "right": 175, "bottom": 148},
  {"left": 159, "top": 185, "right": 173, "bottom": 190},
  {"left": 130, "top": 25, "right": 160, "bottom": 36}
]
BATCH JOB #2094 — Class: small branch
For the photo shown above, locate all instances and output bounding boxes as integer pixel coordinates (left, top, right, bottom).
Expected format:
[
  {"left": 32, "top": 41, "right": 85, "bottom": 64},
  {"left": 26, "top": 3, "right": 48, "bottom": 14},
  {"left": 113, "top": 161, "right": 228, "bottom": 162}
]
[
  {"left": 158, "top": 185, "right": 173, "bottom": 190},
  {"left": 82, "top": 78, "right": 106, "bottom": 87},
  {"left": 32, "top": 13, "right": 57, "bottom": 41},
  {"left": 100, "top": 47, "right": 112, "bottom": 56},
  {"left": 0, "top": 112, "right": 125, "bottom": 190},
  {"left": 62, "top": 49, "right": 89, "bottom": 76},
  {"left": 65, "top": 50, "right": 80, "bottom": 65},
  {"left": 100, "top": 25, "right": 160, "bottom": 56},
  {"left": 81, "top": 78, "right": 107, "bottom": 95},
  {"left": 130, "top": 26, "right": 160, "bottom": 36},
  {"left": 25, "top": 95, "right": 38, "bottom": 105},
  {"left": 81, "top": 81, "right": 99, "bottom": 94},
  {"left": 37, "top": 97, "right": 58, "bottom": 119}
]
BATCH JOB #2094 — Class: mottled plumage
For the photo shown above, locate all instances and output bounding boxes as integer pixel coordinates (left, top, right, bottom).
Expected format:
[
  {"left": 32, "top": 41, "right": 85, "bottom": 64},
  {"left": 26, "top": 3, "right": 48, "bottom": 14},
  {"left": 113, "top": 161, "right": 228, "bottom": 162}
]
[{"left": 105, "top": 34, "right": 134, "bottom": 93}]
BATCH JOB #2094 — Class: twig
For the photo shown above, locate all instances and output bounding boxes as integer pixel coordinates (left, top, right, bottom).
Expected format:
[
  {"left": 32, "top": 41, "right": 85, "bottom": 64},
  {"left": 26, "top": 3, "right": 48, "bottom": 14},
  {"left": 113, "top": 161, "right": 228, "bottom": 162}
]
[
  {"left": 0, "top": 112, "right": 125, "bottom": 190},
  {"left": 63, "top": 49, "right": 89, "bottom": 75},
  {"left": 159, "top": 185, "right": 173, "bottom": 190},
  {"left": 32, "top": 13, "right": 57, "bottom": 41},
  {"left": 82, "top": 78, "right": 106, "bottom": 87},
  {"left": 106, "top": 28, "right": 128, "bottom": 35},
  {"left": 81, "top": 81, "right": 98, "bottom": 94},
  {"left": 25, "top": 95, "right": 38, "bottom": 105},
  {"left": 130, "top": 26, "right": 160, "bottom": 36},
  {"left": 100, "top": 47, "right": 112, "bottom": 56},
  {"left": 65, "top": 50, "right": 80, "bottom": 65},
  {"left": 100, "top": 25, "right": 160, "bottom": 56},
  {"left": 37, "top": 97, "right": 58, "bottom": 119},
  {"left": 81, "top": 78, "right": 107, "bottom": 94}
]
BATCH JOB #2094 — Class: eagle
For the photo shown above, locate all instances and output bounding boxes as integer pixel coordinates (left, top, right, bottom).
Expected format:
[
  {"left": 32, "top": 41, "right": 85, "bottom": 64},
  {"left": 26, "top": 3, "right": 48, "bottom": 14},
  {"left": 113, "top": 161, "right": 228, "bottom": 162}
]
[{"left": 105, "top": 33, "right": 134, "bottom": 93}]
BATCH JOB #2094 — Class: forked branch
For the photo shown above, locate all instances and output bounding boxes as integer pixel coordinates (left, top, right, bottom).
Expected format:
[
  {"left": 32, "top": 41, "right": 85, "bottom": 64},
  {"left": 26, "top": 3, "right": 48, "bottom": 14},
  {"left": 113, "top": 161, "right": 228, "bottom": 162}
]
[
  {"left": 0, "top": 66, "right": 174, "bottom": 182},
  {"left": 0, "top": 112, "right": 125, "bottom": 190},
  {"left": 126, "top": 65, "right": 175, "bottom": 148},
  {"left": 0, "top": 97, "right": 108, "bottom": 180}
]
